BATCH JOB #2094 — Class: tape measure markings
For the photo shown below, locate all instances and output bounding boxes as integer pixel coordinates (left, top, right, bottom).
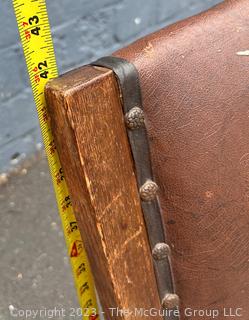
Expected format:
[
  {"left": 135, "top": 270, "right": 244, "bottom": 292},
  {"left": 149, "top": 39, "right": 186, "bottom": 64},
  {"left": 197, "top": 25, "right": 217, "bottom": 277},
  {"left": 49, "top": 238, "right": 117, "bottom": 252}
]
[{"left": 13, "top": 1, "right": 98, "bottom": 318}]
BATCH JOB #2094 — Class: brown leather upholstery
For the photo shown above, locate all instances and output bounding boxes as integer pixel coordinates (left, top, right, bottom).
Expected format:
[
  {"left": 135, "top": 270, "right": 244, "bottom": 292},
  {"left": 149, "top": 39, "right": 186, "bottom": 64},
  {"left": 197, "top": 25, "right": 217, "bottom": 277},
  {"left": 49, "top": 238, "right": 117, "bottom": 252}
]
[{"left": 114, "top": 0, "right": 249, "bottom": 318}]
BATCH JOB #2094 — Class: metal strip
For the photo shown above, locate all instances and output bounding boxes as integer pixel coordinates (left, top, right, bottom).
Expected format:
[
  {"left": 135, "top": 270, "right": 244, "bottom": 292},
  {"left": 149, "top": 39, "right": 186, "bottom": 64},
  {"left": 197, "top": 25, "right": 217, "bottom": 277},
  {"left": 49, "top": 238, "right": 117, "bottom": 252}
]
[{"left": 91, "top": 57, "right": 179, "bottom": 319}]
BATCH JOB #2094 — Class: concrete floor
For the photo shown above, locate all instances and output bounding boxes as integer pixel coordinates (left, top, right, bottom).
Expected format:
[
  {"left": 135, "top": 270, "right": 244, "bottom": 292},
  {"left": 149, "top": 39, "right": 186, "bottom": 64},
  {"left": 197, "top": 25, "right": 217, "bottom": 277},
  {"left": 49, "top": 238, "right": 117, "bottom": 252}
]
[{"left": 0, "top": 157, "right": 82, "bottom": 319}]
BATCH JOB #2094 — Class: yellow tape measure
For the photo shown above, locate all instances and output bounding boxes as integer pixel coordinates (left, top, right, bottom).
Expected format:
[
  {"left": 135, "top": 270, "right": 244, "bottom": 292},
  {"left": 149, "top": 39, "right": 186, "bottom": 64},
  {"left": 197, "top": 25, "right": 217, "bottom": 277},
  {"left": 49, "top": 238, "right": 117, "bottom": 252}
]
[{"left": 12, "top": 0, "right": 98, "bottom": 318}]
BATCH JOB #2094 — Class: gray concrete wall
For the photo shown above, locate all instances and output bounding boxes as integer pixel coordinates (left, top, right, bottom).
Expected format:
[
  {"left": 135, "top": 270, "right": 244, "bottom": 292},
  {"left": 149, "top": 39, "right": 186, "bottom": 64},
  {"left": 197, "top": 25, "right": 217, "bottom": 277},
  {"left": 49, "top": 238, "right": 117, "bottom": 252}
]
[{"left": 0, "top": 0, "right": 221, "bottom": 173}]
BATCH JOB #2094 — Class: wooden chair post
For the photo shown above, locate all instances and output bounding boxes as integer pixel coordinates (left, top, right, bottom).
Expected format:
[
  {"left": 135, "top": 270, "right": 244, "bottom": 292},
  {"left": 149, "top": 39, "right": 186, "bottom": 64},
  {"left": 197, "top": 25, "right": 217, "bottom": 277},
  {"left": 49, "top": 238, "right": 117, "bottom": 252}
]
[{"left": 45, "top": 65, "right": 162, "bottom": 319}]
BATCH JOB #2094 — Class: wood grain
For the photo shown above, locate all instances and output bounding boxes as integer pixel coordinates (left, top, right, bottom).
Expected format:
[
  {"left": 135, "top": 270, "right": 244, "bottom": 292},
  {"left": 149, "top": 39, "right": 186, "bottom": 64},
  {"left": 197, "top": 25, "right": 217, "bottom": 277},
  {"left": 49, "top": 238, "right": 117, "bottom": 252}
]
[{"left": 45, "top": 66, "right": 162, "bottom": 319}]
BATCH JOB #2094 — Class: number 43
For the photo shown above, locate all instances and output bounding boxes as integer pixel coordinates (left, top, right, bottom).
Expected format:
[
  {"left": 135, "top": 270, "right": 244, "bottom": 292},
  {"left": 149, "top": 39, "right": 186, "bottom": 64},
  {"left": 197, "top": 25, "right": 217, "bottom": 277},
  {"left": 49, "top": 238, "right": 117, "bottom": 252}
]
[{"left": 29, "top": 15, "right": 40, "bottom": 36}]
